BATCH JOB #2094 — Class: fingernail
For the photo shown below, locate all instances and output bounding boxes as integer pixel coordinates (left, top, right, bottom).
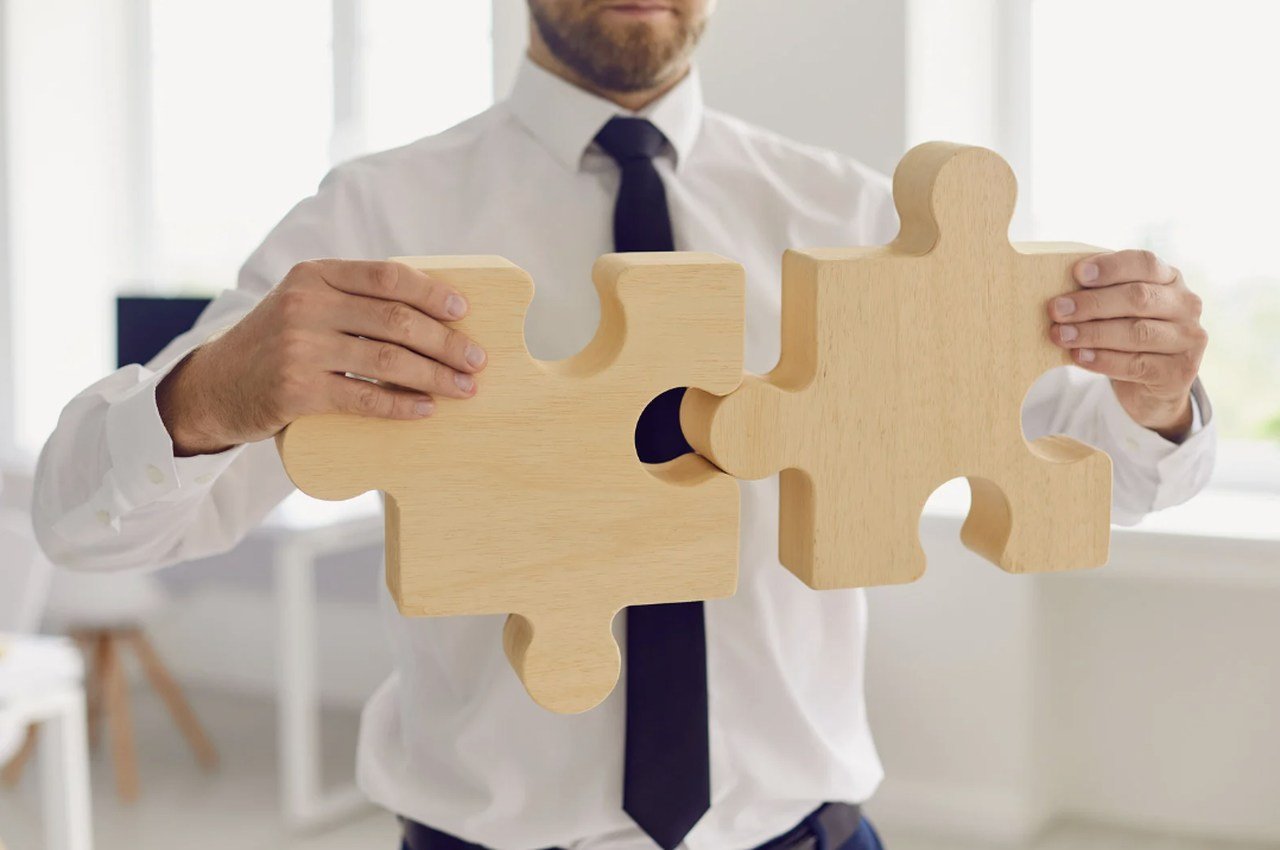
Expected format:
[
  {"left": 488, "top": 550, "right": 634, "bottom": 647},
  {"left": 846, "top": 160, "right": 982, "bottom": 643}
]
[
  {"left": 1058, "top": 324, "right": 1078, "bottom": 343},
  {"left": 1077, "top": 262, "right": 1099, "bottom": 284},
  {"left": 1053, "top": 297, "right": 1076, "bottom": 317},
  {"left": 445, "top": 294, "right": 467, "bottom": 320},
  {"left": 465, "top": 344, "right": 487, "bottom": 368},
  {"left": 414, "top": 399, "right": 434, "bottom": 416},
  {"left": 454, "top": 373, "right": 475, "bottom": 393},
  {"left": 1078, "top": 348, "right": 1096, "bottom": 363}
]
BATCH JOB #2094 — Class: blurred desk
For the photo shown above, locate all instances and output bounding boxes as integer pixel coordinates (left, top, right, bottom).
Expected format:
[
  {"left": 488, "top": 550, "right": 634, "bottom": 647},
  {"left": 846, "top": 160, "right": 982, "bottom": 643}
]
[{"left": 256, "top": 492, "right": 383, "bottom": 831}]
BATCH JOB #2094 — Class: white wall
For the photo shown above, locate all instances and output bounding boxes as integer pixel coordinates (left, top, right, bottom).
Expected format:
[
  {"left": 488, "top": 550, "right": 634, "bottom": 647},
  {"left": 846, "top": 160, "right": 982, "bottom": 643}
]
[
  {"left": 696, "top": 0, "right": 908, "bottom": 175},
  {"left": 866, "top": 519, "right": 1280, "bottom": 847},
  {"left": 492, "top": 0, "right": 909, "bottom": 175},
  {"left": 1045, "top": 576, "right": 1280, "bottom": 843},
  {"left": 864, "top": 514, "right": 1051, "bottom": 843}
]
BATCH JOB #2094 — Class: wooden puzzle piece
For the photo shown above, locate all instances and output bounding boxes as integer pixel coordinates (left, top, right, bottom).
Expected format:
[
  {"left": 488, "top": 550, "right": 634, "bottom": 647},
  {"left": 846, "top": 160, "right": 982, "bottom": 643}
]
[
  {"left": 681, "top": 142, "right": 1113, "bottom": 590},
  {"left": 277, "top": 254, "right": 744, "bottom": 713}
]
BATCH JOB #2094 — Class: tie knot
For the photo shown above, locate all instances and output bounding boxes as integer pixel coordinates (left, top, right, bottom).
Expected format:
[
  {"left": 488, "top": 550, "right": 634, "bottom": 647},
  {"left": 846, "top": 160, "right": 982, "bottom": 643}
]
[{"left": 594, "top": 117, "right": 668, "bottom": 165}]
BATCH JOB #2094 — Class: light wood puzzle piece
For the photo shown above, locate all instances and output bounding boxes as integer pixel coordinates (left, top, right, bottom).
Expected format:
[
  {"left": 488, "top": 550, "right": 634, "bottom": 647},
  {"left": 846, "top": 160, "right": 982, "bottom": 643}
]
[
  {"left": 681, "top": 142, "right": 1113, "bottom": 590},
  {"left": 277, "top": 253, "right": 744, "bottom": 714}
]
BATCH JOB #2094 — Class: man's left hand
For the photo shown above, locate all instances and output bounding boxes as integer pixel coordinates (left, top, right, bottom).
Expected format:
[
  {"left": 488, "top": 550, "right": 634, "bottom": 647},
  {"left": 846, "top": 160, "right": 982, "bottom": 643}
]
[{"left": 1048, "top": 249, "right": 1208, "bottom": 442}]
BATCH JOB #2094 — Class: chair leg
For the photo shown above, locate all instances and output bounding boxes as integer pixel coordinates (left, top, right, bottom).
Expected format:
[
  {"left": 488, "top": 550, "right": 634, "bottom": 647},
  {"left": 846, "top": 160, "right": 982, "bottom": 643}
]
[
  {"left": 125, "top": 629, "right": 218, "bottom": 770},
  {"left": 101, "top": 633, "right": 139, "bottom": 803},
  {"left": 70, "top": 630, "right": 108, "bottom": 750},
  {"left": 89, "top": 634, "right": 111, "bottom": 750},
  {"left": 1, "top": 724, "right": 39, "bottom": 788}
]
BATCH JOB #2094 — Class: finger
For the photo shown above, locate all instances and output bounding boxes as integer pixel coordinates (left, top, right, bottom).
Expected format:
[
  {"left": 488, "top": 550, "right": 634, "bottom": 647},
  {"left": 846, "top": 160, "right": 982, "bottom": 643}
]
[
  {"left": 1049, "top": 281, "right": 1184, "bottom": 323},
  {"left": 341, "top": 336, "right": 478, "bottom": 399},
  {"left": 1051, "top": 318, "right": 1187, "bottom": 354},
  {"left": 337, "top": 293, "right": 486, "bottom": 373},
  {"left": 1071, "top": 348, "right": 1181, "bottom": 387},
  {"left": 1075, "top": 250, "right": 1178, "bottom": 288},
  {"left": 325, "top": 374, "right": 436, "bottom": 420},
  {"left": 306, "top": 259, "right": 469, "bottom": 322}
]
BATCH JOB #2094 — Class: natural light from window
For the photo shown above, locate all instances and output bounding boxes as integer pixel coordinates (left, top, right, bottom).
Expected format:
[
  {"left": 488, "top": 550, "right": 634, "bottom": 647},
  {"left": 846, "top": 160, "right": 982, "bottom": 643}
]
[
  {"left": 1029, "top": 0, "right": 1280, "bottom": 443},
  {"left": 7, "top": 1, "right": 494, "bottom": 452},
  {"left": 150, "top": 0, "right": 333, "bottom": 292}
]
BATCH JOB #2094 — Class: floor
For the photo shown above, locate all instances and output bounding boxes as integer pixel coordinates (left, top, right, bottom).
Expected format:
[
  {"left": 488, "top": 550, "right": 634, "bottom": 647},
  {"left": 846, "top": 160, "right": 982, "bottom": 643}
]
[
  {"left": 887, "top": 825, "right": 1278, "bottom": 850},
  {"left": 0, "top": 688, "right": 1273, "bottom": 850}
]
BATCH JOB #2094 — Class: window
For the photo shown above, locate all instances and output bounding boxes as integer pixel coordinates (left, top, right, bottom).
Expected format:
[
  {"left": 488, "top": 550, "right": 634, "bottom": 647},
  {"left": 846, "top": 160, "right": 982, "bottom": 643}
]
[
  {"left": 359, "top": 1, "right": 495, "bottom": 154},
  {"left": 1027, "top": 0, "right": 1280, "bottom": 443},
  {"left": 148, "top": 0, "right": 334, "bottom": 290},
  {"left": 2, "top": 0, "right": 494, "bottom": 453}
]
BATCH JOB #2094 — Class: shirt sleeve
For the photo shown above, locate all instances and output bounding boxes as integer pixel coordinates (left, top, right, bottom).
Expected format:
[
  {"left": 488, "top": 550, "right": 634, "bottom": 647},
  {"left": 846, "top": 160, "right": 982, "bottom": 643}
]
[
  {"left": 1021, "top": 367, "right": 1217, "bottom": 527},
  {"left": 32, "top": 163, "right": 377, "bottom": 571}
]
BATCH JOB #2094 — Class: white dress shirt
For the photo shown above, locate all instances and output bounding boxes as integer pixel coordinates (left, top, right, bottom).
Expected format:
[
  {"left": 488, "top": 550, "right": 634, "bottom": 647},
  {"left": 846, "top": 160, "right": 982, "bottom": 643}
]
[{"left": 32, "top": 59, "right": 1216, "bottom": 850}]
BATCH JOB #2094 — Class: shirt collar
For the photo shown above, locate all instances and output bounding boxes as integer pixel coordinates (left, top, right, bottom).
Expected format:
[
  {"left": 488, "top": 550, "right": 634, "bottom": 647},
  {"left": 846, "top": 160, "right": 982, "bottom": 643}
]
[{"left": 506, "top": 57, "right": 704, "bottom": 173}]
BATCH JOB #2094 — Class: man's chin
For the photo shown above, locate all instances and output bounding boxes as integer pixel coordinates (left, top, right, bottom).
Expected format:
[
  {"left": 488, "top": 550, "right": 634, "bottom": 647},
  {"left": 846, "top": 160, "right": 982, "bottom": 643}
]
[
  {"left": 530, "top": 0, "right": 702, "bottom": 94},
  {"left": 594, "top": 15, "right": 680, "bottom": 44}
]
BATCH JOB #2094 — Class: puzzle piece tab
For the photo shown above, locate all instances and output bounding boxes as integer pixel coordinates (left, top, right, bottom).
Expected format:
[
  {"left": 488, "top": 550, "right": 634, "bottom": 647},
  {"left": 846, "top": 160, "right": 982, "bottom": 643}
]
[
  {"left": 681, "top": 142, "right": 1113, "bottom": 589},
  {"left": 277, "top": 254, "right": 744, "bottom": 713}
]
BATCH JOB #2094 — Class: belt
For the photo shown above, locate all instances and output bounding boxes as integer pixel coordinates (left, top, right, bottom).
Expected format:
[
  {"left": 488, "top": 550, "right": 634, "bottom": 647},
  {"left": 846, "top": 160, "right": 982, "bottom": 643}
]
[{"left": 402, "top": 802, "right": 862, "bottom": 850}]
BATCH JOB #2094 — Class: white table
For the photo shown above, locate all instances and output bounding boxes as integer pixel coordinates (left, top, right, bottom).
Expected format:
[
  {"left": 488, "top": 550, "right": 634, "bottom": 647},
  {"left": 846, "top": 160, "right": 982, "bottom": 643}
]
[
  {"left": 257, "top": 493, "right": 384, "bottom": 832},
  {"left": 0, "top": 635, "right": 92, "bottom": 850}
]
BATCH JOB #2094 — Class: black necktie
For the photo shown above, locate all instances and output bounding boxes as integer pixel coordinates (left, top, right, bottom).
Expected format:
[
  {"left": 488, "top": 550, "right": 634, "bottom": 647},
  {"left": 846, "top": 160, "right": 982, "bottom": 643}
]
[{"left": 594, "top": 116, "right": 710, "bottom": 850}]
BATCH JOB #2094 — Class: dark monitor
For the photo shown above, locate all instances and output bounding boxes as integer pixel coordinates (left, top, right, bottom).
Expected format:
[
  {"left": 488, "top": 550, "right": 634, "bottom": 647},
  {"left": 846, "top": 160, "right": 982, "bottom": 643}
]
[{"left": 116, "top": 295, "right": 213, "bottom": 368}]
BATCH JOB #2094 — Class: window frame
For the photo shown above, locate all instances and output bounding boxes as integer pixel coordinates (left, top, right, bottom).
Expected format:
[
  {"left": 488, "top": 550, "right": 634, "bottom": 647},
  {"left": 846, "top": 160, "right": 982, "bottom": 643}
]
[{"left": 330, "top": 0, "right": 366, "bottom": 164}]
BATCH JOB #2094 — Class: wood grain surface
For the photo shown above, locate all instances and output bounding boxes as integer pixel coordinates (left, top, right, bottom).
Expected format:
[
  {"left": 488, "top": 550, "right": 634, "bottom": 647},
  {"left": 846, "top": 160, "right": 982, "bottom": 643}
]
[
  {"left": 682, "top": 142, "right": 1112, "bottom": 590},
  {"left": 278, "top": 254, "right": 744, "bottom": 713}
]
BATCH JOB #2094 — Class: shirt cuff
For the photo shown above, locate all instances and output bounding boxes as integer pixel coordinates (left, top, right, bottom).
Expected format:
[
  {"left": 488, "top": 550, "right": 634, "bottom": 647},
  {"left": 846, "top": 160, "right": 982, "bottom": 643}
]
[
  {"left": 103, "top": 348, "right": 246, "bottom": 511},
  {"left": 1099, "top": 377, "right": 1216, "bottom": 511}
]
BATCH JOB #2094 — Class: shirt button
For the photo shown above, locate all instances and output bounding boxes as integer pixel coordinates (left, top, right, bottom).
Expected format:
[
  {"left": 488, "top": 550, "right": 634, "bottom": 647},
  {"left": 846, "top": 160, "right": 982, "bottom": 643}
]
[
  {"left": 95, "top": 509, "right": 112, "bottom": 526},
  {"left": 146, "top": 464, "right": 165, "bottom": 484},
  {"left": 195, "top": 473, "right": 214, "bottom": 485},
  {"left": 1125, "top": 437, "right": 1140, "bottom": 451}
]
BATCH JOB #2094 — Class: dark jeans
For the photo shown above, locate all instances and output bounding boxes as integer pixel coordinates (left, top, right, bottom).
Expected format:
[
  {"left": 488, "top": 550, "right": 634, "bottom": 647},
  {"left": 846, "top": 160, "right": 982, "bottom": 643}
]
[
  {"left": 836, "top": 817, "right": 885, "bottom": 850},
  {"left": 399, "top": 816, "right": 885, "bottom": 850}
]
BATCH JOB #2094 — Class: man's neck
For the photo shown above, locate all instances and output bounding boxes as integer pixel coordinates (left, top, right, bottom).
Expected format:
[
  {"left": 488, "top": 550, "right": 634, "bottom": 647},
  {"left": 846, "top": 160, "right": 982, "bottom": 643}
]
[{"left": 525, "top": 44, "right": 688, "bottom": 113}]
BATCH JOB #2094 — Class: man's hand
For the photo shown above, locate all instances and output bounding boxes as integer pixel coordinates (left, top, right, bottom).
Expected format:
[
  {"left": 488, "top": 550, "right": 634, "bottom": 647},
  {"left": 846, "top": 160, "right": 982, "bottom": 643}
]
[
  {"left": 157, "top": 260, "right": 487, "bottom": 456},
  {"left": 1048, "top": 249, "right": 1208, "bottom": 442}
]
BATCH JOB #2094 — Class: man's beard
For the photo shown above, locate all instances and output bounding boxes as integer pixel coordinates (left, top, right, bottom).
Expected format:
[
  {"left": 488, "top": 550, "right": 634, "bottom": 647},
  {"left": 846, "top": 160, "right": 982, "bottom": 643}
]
[{"left": 529, "top": 2, "right": 705, "bottom": 93}]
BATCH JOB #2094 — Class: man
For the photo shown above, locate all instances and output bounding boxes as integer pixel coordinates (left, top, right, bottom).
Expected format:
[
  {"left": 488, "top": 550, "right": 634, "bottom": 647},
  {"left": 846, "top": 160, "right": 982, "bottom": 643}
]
[{"left": 33, "top": 2, "right": 1215, "bottom": 849}]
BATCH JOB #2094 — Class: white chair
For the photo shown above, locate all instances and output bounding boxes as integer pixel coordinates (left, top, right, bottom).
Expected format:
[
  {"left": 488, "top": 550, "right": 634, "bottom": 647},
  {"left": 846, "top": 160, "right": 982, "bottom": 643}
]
[
  {"left": 43, "top": 568, "right": 219, "bottom": 803},
  {"left": 5, "top": 469, "right": 218, "bottom": 804},
  {"left": 0, "top": 467, "right": 93, "bottom": 850},
  {"left": 0, "top": 467, "right": 55, "bottom": 768}
]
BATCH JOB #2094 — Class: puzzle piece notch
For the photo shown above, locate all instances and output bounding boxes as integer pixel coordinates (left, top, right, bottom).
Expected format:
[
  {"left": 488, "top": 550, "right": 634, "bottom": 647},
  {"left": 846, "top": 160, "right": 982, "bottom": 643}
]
[
  {"left": 682, "top": 142, "right": 1112, "bottom": 591},
  {"left": 278, "top": 253, "right": 744, "bottom": 714}
]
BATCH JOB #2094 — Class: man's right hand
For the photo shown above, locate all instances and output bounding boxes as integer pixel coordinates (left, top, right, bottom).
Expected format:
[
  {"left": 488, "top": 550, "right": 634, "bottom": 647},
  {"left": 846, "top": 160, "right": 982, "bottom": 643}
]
[{"left": 156, "top": 260, "right": 487, "bottom": 457}]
